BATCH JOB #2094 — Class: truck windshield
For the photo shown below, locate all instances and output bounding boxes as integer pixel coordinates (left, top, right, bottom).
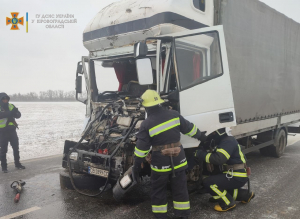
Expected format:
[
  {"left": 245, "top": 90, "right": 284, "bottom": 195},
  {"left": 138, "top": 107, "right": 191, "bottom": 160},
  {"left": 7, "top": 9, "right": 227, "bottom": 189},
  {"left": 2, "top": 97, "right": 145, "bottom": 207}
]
[
  {"left": 94, "top": 61, "right": 119, "bottom": 92},
  {"left": 94, "top": 60, "right": 152, "bottom": 97},
  {"left": 174, "top": 31, "right": 223, "bottom": 90}
]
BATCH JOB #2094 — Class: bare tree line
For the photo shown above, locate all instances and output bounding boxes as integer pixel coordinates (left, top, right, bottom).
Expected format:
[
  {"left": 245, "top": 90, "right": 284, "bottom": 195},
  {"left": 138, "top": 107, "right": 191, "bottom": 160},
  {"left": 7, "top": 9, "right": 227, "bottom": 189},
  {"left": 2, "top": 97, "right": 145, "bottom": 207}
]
[{"left": 9, "top": 90, "right": 87, "bottom": 102}]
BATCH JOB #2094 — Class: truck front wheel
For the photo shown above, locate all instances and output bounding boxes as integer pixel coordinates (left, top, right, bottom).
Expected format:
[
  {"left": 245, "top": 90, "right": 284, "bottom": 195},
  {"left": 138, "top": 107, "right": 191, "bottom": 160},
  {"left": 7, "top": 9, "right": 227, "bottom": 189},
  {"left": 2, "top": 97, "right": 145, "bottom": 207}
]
[{"left": 260, "top": 129, "right": 287, "bottom": 158}]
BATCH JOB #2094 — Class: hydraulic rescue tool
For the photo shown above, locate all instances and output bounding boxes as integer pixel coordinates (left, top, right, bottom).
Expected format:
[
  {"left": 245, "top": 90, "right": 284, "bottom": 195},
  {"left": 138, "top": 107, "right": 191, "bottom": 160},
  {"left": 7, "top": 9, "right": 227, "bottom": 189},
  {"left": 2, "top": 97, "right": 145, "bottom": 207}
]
[{"left": 11, "top": 180, "right": 26, "bottom": 203}]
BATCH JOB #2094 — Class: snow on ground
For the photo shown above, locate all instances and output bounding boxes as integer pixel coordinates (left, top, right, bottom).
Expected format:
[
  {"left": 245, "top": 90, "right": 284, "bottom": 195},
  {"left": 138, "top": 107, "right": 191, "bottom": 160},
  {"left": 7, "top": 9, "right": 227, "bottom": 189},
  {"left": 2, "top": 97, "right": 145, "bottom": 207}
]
[{"left": 6, "top": 102, "right": 86, "bottom": 163}]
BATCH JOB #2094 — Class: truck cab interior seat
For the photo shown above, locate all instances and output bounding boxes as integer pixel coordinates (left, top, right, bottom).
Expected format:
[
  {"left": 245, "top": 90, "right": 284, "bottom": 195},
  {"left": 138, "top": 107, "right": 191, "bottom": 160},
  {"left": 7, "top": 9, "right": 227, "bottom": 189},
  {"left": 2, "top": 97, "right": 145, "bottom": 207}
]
[{"left": 125, "top": 81, "right": 155, "bottom": 97}]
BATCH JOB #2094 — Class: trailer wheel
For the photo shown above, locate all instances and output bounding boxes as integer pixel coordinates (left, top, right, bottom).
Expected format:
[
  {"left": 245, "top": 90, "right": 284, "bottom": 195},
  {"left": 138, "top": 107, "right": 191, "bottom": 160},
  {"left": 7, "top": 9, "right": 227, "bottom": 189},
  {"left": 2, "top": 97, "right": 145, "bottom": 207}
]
[
  {"left": 59, "top": 169, "right": 106, "bottom": 190},
  {"left": 260, "top": 129, "right": 287, "bottom": 158}
]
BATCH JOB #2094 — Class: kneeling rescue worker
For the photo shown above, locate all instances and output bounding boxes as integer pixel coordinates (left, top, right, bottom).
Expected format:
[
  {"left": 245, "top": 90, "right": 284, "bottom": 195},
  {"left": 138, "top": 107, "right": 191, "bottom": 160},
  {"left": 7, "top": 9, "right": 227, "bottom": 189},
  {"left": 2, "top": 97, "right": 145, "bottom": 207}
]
[
  {"left": 133, "top": 90, "right": 207, "bottom": 219},
  {"left": 194, "top": 128, "right": 255, "bottom": 212}
]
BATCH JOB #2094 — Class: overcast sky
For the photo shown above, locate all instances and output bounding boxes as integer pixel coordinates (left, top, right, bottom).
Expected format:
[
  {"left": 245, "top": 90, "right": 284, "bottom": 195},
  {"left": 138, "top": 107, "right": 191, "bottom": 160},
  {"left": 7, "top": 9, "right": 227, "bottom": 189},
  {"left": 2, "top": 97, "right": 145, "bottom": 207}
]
[{"left": 1, "top": 0, "right": 300, "bottom": 94}]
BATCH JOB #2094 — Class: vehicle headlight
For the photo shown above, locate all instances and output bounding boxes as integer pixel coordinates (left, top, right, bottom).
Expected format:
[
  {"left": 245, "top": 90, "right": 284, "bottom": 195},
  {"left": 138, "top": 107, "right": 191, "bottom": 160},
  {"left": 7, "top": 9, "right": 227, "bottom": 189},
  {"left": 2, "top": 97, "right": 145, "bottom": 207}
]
[
  {"left": 69, "top": 152, "right": 78, "bottom": 161},
  {"left": 120, "top": 175, "right": 132, "bottom": 189}
]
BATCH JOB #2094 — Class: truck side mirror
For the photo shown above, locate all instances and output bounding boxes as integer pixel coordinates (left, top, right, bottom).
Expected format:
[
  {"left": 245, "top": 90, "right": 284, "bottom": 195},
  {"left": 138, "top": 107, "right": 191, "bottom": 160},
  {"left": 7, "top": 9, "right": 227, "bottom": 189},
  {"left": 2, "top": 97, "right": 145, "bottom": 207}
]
[
  {"left": 77, "top": 63, "right": 83, "bottom": 74},
  {"left": 76, "top": 76, "right": 82, "bottom": 93},
  {"left": 134, "top": 42, "right": 148, "bottom": 58},
  {"left": 136, "top": 58, "right": 154, "bottom": 85}
]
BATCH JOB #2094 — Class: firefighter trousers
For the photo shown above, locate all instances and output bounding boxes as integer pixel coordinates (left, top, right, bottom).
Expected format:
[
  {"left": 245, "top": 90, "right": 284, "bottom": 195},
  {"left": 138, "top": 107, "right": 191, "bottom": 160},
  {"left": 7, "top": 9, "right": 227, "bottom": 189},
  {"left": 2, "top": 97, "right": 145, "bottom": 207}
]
[
  {"left": 203, "top": 173, "right": 248, "bottom": 207},
  {"left": 151, "top": 170, "right": 190, "bottom": 219},
  {"left": 0, "top": 130, "right": 20, "bottom": 169}
]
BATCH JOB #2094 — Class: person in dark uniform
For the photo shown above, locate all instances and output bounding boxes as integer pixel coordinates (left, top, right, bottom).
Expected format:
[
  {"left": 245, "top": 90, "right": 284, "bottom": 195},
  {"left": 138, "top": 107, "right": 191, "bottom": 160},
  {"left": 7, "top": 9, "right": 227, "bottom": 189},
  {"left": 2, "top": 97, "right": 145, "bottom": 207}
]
[
  {"left": 0, "top": 93, "right": 25, "bottom": 173},
  {"left": 133, "top": 90, "right": 207, "bottom": 219},
  {"left": 194, "top": 128, "right": 255, "bottom": 212}
]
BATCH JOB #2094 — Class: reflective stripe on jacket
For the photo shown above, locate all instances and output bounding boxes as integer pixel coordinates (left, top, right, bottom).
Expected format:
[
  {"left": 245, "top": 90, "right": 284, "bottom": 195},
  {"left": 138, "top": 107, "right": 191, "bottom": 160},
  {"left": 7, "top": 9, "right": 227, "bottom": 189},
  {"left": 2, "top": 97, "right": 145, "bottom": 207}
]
[
  {"left": 135, "top": 106, "right": 202, "bottom": 174},
  {"left": 0, "top": 104, "right": 14, "bottom": 128},
  {"left": 200, "top": 136, "right": 247, "bottom": 178}
]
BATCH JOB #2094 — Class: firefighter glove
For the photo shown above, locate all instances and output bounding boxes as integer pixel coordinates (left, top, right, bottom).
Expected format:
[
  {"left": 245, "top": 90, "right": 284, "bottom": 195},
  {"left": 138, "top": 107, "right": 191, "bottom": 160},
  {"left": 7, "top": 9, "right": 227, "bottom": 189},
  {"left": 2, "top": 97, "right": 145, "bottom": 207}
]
[
  {"left": 132, "top": 164, "right": 141, "bottom": 183},
  {"left": 198, "top": 131, "right": 207, "bottom": 142},
  {"left": 194, "top": 148, "right": 207, "bottom": 162}
]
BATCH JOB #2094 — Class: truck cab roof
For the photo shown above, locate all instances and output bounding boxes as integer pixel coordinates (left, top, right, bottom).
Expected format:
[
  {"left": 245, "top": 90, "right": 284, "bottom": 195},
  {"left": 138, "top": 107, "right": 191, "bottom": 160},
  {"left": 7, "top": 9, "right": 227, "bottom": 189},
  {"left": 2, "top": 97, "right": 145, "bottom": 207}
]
[{"left": 83, "top": 0, "right": 214, "bottom": 58}]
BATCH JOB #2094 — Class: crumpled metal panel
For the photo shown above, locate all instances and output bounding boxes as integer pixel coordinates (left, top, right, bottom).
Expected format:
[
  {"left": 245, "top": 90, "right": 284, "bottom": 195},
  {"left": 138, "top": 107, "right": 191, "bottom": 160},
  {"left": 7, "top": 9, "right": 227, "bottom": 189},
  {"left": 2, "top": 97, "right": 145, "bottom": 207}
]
[{"left": 220, "top": 0, "right": 300, "bottom": 124}]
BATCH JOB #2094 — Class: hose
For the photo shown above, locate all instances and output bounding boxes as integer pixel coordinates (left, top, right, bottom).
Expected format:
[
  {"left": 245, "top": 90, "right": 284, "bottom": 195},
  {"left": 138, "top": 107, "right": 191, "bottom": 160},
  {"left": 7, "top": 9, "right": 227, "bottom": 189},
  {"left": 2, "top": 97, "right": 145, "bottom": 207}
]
[
  {"left": 111, "top": 118, "right": 142, "bottom": 157},
  {"left": 67, "top": 101, "right": 142, "bottom": 197},
  {"left": 67, "top": 103, "right": 114, "bottom": 197}
]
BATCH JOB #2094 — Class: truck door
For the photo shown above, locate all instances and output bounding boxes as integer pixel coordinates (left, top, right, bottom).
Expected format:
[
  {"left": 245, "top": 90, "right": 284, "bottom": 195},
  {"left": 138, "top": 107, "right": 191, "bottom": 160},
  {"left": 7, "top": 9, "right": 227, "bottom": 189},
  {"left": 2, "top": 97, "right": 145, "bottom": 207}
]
[{"left": 172, "top": 26, "right": 236, "bottom": 147}]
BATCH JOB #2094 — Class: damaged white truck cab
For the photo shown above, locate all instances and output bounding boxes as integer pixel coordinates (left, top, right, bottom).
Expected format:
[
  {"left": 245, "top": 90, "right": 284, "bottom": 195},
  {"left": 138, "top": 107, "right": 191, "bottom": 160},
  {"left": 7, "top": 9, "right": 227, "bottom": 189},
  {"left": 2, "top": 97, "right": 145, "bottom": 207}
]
[{"left": 61, "top": 0, "right": 300, "bottom": 199}]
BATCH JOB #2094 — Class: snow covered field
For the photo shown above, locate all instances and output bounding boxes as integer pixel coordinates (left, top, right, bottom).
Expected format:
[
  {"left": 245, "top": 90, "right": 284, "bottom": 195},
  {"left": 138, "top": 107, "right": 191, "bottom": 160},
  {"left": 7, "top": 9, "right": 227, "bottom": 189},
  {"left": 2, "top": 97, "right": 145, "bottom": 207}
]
[{"left": 6, "top": 102, "right": 86, "bottom": 163}]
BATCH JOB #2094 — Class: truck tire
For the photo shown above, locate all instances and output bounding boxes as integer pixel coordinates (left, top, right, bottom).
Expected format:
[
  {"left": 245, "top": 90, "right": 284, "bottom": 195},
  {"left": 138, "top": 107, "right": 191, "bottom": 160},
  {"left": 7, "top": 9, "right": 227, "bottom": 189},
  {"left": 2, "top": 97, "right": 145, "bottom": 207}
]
[
  {"left": 260, "top": 129, "right": 287, "bottom": 158},
  {"left": 59, "top": 169, "right": 106, "bottom": 190}
]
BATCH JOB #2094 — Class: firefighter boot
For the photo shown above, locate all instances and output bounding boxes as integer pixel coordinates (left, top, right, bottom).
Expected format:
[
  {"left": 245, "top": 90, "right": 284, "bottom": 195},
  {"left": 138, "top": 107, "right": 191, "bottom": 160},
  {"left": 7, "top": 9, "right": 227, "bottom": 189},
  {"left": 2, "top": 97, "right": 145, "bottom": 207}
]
[
  {"left": 209, "top": 197, "right": 219, "bottom": 203},
  {"left": 1, "top": 156, "right": 8, "bottom": 173},
  {"left": 214, "top": 201, "right": 236, "bottom": 212},
  {"left": 234, "top": 189, "right": 255, "bottom": 203},
  {"left": 15, "top": 163, "right": 25, "bottom": 170},
  {"left": 241, "top": 192, "right": 255, "bottom": 204},
  {"left": 213, "top": 194, "right": 236, "bottom": 212}
]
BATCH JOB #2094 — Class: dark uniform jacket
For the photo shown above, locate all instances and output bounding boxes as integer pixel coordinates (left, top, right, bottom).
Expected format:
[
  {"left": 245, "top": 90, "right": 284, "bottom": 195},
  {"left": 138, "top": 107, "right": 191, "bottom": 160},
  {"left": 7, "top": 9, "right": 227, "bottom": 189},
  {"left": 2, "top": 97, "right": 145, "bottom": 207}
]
[
  {"left": 134, "top": 106, "right": 202, "bottom": 174},
  {"left": 198, "top": 135, "right": 248, "bottom": 180}
]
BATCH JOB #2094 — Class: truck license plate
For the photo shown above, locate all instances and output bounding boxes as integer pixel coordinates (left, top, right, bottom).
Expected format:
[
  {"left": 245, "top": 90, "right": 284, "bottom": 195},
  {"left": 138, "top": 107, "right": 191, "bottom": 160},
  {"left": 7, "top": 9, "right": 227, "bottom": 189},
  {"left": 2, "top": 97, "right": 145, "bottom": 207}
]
[{"left": 88, "top": 167, "right": 109, "bottom": 178}]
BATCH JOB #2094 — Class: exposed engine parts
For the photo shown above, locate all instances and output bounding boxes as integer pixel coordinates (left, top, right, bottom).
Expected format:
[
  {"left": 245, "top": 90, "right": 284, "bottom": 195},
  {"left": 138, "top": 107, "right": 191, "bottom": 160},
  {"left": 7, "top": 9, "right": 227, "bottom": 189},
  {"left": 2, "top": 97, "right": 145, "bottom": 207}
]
[
  {"left": 87, "top": 95, "right": 145, "bottom": 155},
  {"left": 68, "top": 93, "right": 146, "bottom": 182}
]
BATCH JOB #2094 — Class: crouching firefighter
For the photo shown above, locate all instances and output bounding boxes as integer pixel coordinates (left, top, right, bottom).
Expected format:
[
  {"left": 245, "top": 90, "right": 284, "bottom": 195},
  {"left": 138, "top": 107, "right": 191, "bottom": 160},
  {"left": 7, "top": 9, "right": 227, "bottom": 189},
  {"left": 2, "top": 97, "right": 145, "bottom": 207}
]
[
  {"left": 133, "top": 90, "right": 207, "bottom": 219},
  {"left": 194, "top": 128, "right": 255, "bottom": 212}
]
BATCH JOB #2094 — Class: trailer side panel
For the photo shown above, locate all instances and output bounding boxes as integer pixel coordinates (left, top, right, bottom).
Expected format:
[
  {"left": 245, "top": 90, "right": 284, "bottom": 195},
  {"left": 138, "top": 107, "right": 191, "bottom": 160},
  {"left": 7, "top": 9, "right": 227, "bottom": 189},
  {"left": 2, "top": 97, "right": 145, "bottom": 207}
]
[{"left": 219, "top": 0, "right": 300, "bottom": 124}]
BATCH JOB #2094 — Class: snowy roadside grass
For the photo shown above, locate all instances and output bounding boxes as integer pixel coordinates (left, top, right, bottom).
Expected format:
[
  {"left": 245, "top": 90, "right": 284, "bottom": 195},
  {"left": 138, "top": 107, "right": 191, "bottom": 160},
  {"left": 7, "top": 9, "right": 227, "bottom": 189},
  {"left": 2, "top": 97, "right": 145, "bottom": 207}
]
[{"left": 6, "top": 102, "right": 86, "bottom": 163}]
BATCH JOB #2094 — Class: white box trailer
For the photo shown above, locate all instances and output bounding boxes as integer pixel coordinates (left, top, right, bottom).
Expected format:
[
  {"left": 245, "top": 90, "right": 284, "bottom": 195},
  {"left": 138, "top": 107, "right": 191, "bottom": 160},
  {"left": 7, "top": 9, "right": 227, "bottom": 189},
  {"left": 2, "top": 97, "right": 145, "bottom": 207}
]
[
  {"left": 61, "top": 0, "right": 300, "bottom": 198},
  {"left": 215, "top": 0, "right": 300, "bottom": 145}
]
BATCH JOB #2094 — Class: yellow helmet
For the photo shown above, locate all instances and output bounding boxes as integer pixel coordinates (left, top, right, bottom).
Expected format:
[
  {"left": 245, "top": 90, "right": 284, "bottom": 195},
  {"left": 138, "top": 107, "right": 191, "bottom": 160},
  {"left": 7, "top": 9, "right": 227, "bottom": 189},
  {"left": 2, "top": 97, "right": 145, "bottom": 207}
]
[{"left": 141, "top": 89, "right": 164, "bottom": 107}]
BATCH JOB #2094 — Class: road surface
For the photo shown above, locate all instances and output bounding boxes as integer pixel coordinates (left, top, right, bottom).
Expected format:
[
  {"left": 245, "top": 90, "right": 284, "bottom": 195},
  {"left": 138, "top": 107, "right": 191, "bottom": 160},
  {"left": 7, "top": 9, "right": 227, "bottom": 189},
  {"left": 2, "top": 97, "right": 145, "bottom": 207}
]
[{"left": 1, "top": 135, "right": 300, "bottom": 219}]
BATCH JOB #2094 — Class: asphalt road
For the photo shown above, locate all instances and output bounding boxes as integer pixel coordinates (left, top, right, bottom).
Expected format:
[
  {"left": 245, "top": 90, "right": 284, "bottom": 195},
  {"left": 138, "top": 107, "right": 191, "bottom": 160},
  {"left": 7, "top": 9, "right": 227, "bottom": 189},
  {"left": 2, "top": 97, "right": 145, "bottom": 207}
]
[{"left": 1, "top": 136, "right": 300, "bottom": 219}]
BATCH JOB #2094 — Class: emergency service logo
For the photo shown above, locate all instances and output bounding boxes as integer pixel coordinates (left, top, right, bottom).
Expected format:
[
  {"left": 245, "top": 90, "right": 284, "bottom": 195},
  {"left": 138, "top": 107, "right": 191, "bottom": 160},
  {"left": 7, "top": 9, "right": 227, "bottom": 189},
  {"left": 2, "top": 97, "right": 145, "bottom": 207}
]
[{"left": 6, "top": 12, "right": 28, "bottom": 32}]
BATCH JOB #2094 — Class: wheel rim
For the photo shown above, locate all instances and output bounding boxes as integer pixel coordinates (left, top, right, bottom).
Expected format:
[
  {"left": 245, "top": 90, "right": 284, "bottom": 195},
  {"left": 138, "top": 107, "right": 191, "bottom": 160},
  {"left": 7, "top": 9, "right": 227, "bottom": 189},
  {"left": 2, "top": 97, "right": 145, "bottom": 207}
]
[{"left": 278, "top": 134, "right": 286, "bottom": 154}]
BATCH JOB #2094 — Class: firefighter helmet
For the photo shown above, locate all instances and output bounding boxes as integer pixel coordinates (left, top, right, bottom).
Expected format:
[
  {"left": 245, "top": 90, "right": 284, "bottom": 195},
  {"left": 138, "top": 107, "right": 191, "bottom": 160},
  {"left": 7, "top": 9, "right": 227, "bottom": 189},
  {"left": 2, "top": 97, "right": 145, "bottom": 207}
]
[{"left": 141, "top": 90, "right": 164, "bottom": 107}]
